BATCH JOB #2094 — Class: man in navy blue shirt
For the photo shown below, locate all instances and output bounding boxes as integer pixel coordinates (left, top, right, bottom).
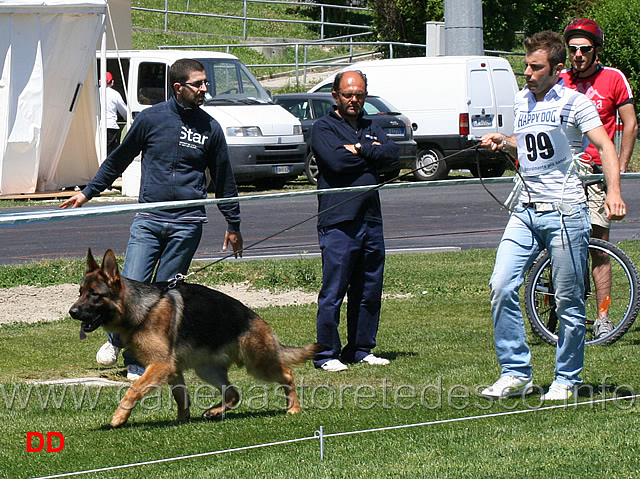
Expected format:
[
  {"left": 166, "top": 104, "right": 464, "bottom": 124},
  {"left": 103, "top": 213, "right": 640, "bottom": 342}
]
[
  {"left": 311, "top": 70, "right": 399, "bottom": 372},
  {"left": 61, "top": 59, "right": 243, "bottom": 380}
]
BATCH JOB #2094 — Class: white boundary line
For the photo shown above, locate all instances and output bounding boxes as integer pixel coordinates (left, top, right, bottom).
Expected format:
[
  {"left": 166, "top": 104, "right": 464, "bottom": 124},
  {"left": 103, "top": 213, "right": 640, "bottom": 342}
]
[{"left": 29, "top": 394, "right": 639, "bottom": 479}]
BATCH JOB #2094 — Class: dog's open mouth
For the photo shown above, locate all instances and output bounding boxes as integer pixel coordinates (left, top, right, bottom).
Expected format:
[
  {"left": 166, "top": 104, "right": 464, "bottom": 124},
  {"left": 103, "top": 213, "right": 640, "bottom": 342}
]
[
  {"left": 80, "top": 318, "right": 103, "bottom": 333},
  {"left": 70, "top": 305, "right": 107, "bottom": 339},
  {"left": 78, "top": 317, "right": 105, "bottom": 339}
]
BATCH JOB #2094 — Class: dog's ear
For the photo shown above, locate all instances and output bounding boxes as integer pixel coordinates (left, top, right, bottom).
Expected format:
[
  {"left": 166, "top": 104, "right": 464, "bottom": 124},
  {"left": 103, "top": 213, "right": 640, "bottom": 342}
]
[
  {"left": 86, "top": 248, "right": 99, "bottom": 273},
  {"left": 101, "top": 249, "right": 121, "bottom": 283}
]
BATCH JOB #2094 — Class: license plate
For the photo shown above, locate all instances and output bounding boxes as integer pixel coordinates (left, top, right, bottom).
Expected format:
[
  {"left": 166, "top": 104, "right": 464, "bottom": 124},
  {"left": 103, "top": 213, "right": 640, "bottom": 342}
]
[
  {"left": 274, "top": 166, "right": 292, "bottom": 175},
  {"left": 472, "top": 115, "right": 493, "bottom": 127},
  {"left": 384, "top": 127, "right": 405, "bottom": 136}
]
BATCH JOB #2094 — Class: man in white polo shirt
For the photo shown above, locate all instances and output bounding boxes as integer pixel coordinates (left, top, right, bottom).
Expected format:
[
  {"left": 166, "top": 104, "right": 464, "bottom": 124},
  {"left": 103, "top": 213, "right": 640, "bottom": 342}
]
[{"left": 479, "top": 31, "right": 626, "bottom": 401}]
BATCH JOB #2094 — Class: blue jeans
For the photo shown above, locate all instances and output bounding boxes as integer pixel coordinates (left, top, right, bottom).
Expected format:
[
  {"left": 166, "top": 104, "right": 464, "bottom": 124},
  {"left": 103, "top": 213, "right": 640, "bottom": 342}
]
[
  {"left": 314, "top": 220, "right": 385, "bottom": 366},
  {"left": 109, "top": 217, "right": 203, "bottom": 365},
  {"left": 489, "top": 203, "right": 591, "bottom": 385}
]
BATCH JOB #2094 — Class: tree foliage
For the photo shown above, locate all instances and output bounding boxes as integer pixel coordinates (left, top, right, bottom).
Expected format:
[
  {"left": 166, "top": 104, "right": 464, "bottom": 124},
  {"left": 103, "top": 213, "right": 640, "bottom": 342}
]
[
  {"left": 367, "top": 0, "right": 640, "bottom": 97},
  {"left": 367, "top": 0, "right": 589, "bottom": 51},
  {"left": 367, "top": 0, "right": 443, "bottom": 56}
]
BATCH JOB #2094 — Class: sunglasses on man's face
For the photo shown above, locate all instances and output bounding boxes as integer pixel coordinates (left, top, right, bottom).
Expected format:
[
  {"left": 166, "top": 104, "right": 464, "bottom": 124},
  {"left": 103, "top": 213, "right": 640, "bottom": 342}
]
[
  {"left": 338, "top": 91, "right": 366, "bottom": 101},
  {"left": 568, "top": 45, "right": 594, "bottom": 54},
  {"left": 180, "top": 80, "right": 210, "bottom": 89}
]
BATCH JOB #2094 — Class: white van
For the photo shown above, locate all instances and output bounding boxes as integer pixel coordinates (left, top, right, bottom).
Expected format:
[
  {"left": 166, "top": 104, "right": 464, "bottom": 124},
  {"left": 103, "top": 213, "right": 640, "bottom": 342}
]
[
  {"left": 310, "top": 56, "right": 519, "bottom": 180},
  {"left": 102, "top": 50, "right": 307, "bottom": 191}
]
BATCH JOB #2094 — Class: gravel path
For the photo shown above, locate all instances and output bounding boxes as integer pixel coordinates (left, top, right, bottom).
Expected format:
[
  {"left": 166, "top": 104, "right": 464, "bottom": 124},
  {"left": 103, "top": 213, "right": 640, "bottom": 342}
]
[{"left": 0, "top": 283, "right": 317, "bottom": 326}]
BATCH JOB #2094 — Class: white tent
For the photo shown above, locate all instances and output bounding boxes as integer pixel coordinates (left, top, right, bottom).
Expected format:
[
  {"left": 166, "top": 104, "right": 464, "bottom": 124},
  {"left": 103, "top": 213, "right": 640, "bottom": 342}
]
[{"left": 0, "top": 0, "right": 107, "bottom": 195}]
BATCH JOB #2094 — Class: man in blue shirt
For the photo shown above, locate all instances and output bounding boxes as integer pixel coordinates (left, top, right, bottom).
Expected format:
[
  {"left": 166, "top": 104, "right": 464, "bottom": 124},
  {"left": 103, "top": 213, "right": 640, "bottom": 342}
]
[
  {"left": 311, "top": 70, "right": 399, "bottom": 372},
  {"left": 61, "top": 59, "right": 243, "bottom": 380}
]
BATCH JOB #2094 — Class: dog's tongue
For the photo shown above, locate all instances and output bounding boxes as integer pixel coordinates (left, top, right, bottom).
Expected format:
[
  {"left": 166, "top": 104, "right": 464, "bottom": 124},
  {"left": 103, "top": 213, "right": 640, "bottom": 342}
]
[{"left": 79, "top": 323, "right": 87, "bottom": 340}]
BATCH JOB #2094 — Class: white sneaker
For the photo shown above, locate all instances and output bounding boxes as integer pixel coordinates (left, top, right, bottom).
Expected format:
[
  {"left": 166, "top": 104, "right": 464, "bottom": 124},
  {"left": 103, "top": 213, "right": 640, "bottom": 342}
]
[
  {"left": 541, "top": 381, "right": 577, "bottom": 401},
  {"left": 96, "top": 341, "right": 121, "bottom": 366},
  {"left": 320, "top": 359, "right": 348, "bottom": 372},
  {"left": 593, "top": 317, "right": 614, "bottom": 339},
  {"left": 359, "top": 354, "right": 390, "bottom": 366},
  {"left": 480, "top": 375, "right": 533, "bottom": 399},
  {"left": 126, "top": 364, "right": 146, "bottom": 381}
]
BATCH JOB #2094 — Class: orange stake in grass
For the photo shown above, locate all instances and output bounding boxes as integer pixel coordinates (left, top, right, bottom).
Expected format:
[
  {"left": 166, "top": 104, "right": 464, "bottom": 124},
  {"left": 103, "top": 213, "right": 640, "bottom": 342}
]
[{"left": 599, "top": 295, "right": 611, "bottom": 313}]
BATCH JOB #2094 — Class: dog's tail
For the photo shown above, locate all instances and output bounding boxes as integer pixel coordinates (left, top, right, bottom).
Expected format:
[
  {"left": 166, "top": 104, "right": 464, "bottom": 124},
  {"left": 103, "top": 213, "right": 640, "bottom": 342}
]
[{"left": 279, "top": 343, "right": 322, "bottom": 365}]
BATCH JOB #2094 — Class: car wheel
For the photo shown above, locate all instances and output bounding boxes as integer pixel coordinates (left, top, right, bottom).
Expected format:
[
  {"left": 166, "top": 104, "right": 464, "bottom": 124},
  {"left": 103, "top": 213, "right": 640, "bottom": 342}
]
[
  {"left": 305, "top": 152, "right": 319, "bottom": 185},
  {"left": 470, "top": 161, "right": 507, "bottom": 178},
  {"left": 412, "top": 147, "right": 448, "bottom": 181}
]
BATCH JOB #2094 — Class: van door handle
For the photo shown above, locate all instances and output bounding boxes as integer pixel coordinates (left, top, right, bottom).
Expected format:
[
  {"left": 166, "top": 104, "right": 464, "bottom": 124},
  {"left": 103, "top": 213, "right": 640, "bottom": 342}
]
[{"left": 498, "top": 114, "right": 503, "bottom": 127}]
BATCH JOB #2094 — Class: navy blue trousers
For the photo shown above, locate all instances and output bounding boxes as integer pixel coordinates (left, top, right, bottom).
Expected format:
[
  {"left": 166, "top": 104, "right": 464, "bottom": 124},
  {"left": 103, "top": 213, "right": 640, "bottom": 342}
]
[{"left": 314, "top": 220, "right": 385, "bottom": 367}]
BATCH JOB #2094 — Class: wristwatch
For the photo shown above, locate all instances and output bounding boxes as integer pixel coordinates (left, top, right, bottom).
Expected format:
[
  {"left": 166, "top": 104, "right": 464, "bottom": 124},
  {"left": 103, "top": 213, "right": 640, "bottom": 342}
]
[{"left": 354, "top": 142, "right": 362, "bottom": 154}]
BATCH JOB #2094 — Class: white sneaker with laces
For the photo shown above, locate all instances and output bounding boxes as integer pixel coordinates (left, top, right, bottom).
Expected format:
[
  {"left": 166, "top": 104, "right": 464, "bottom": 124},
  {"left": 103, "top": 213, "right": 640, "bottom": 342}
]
[
  {"left": 126, "top": 364, "right": 146, "bottom": 381},
  {"left": 541, "top": 381, "right": 577, "bottom": 401},
  {"left": 320, "top": 359, "right": 348, "bottom": 372},
  {"left": 480, "top": 375, "right": 533, "bottom": 399},
  {"left": 96, "top": 341, "right": 121, "bottom": 366},
  {"left": 359, "top": 354, "right": 390, "bottom": 366},
  {"left": 593, "top": 317, "right": 614, "bottom": 339}
]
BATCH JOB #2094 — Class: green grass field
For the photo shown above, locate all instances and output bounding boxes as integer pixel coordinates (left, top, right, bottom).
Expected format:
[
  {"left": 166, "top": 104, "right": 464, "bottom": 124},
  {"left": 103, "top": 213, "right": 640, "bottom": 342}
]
[{"left": 2, "top": 245, "right": 640, "bottom": 478}]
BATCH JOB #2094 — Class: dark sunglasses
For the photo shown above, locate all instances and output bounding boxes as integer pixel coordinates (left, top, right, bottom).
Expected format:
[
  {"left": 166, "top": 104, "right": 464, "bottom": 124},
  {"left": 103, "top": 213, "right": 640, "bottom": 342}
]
[
  {"left": 180, "top": 80, "right": 210, "bottom": 89},
  {"left": 568, "top": 45, "right": 594, "bottom": 54},
  {"left": 338, "top": 91, "right": 366, "bottom": 100}
]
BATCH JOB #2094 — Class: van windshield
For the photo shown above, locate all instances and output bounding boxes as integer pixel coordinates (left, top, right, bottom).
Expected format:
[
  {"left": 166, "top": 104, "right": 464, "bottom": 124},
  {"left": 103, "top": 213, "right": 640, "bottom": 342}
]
[{"left": 197, "top": 58, "right": 272, "bottom": 105}]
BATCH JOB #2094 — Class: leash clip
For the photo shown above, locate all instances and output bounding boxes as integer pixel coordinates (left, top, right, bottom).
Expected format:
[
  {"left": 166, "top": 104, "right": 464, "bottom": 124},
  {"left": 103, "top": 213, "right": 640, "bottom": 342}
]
[{"left": 167, "top": 273, "right": 186, "bottom": 289}]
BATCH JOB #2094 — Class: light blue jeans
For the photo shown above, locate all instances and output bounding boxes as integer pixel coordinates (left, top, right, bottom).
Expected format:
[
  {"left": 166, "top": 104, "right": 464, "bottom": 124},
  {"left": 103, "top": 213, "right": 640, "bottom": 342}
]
[
  {"left": 489, "top": 203, "right": 591, "bottom": 386},
  {"left": 109, "top": 217, "right": 203, "bottom": 364}
]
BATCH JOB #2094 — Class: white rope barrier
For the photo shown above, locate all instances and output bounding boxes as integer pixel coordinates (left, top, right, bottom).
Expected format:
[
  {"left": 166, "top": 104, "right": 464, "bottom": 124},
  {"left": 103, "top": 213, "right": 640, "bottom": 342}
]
[
  {"left": 0, "top": 177, "right": 514, "bottom": 226},
  {"left": 4, "top": 173, "right": 639, "bottom": 227},
  {"left": 29, "top": 393, "right": 639, "bottom": 479}
]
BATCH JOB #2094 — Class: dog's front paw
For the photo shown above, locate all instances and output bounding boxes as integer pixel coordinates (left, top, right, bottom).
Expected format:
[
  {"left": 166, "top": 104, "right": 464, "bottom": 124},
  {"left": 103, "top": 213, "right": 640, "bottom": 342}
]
[{"left": 110, "top": 406, "right": 131, "bottom": 428}]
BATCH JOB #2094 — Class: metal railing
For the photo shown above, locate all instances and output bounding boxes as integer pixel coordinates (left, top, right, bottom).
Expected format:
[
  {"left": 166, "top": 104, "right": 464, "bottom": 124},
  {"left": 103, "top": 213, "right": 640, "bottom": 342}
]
[
  {"left": 132, "top": 0, "right": 372, "bottom": 40},
  {"left": 160, "top": 34, "right": 428, "bottom": 85}
]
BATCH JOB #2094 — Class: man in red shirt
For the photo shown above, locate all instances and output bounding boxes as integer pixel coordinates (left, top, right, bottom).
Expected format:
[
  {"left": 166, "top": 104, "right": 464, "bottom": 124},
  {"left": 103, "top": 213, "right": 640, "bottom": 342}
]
[{"left": 560, "top": 18, "right": 638, "bottom": 339}]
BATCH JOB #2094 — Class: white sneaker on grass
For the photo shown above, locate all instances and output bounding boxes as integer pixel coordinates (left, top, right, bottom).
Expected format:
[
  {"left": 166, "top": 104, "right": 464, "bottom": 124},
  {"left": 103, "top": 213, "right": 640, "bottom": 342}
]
[
  {"left": 320, "top": 359, "right": 348, "bottom": 372},
  {"left": 126, "top": 364, "right": 145, "bottom": 381},
  {"left": 96, "top": 341, "right": 121, "bottom": 366},
  {"left": 359, "top": 354, "right": 390, "bottom": 366},
  {"left": 593, "top": 317, "right": 614, "bottom": 339},
  {"left": 480, "top": 375, "right": 533, "bottom": 399},
  {"left": 541, "top": 381, "right": 577, "bottom": 401}
]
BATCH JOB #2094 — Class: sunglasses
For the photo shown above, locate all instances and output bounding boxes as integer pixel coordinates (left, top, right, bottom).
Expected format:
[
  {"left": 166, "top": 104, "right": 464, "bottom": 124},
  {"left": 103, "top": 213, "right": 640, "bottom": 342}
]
[
  {"left": 180, "top": 80, "right": 210, "bottom": 89},
  {"left": 568, "top": 45, "right": 594, "bottom": 54},
  {"left": 338, "top": 91, "right": 366, "bottom": 100}
]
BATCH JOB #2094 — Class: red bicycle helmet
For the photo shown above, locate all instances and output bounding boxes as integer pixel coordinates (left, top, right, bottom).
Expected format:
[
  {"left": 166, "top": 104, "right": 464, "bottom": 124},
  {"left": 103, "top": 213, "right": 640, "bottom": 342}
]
[{"left": 563, "top": 18, "right": 604, "bottom": 47}]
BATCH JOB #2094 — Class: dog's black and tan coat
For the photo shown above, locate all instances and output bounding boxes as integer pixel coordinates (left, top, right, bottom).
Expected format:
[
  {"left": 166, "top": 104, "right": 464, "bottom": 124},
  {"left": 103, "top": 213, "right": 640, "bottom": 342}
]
[{"left": 69, "top": 249, "right": 319, "bottom": 427}]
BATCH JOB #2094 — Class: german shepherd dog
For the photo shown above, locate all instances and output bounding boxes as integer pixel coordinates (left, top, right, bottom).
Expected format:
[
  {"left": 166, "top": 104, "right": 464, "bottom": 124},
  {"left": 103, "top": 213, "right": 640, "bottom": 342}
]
[{"left": 69, "top": 249, "right": 319, "bottom": 427}]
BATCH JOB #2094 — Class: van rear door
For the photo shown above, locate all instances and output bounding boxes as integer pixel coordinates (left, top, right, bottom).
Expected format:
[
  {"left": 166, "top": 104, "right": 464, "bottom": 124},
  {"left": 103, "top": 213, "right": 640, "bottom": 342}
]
[
  {"left": 467, "top": 60, "right": 497, "bottom": 138},
  {"left": 490, "top": 64, "right": 518, "bottom": 137}
]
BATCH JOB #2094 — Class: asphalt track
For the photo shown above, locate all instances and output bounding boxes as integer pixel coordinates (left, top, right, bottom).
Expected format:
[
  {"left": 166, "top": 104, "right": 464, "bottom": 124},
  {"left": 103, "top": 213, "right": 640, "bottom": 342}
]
[{"left": 0, "top": 179, "right": 639, "bottom": 266}]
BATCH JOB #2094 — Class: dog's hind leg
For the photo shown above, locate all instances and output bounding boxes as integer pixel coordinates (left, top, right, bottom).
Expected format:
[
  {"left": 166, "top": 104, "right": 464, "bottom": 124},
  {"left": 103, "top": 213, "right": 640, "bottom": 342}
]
[
  {"left": 110, "top": 363, "right": 174, "bottom": 427},
  {"left": 168, "top": 371, "right": 190, "bottom": 424},
  {"left": 195, "top": 365, "right": 240, "bottom": 420},
  {"left": 250, "top": 363, "right": 302, "bottom": 414}
]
